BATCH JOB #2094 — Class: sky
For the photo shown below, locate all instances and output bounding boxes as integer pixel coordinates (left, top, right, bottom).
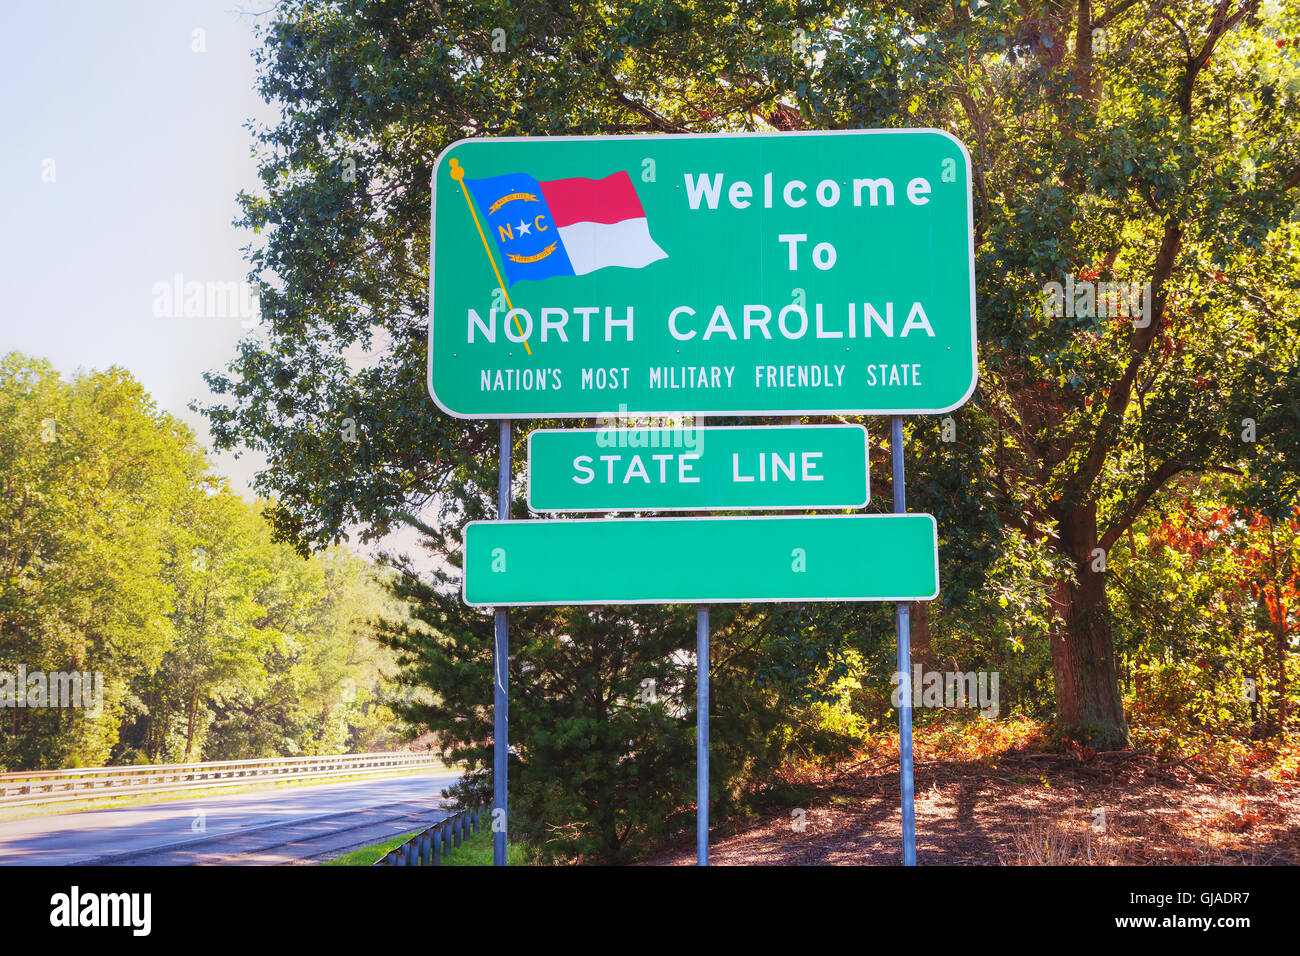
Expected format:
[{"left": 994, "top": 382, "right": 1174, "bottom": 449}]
[{"left": 0, "top": 1, "right": 280, "bottom": 496}]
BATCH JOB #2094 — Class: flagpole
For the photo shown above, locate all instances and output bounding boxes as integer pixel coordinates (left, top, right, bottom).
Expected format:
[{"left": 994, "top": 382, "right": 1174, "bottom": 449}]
[{"left": 448, "top": 157, "right": 532, "bottom": 355}]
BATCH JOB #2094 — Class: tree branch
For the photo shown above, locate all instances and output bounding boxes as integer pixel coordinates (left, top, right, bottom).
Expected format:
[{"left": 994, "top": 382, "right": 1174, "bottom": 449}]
[
  {"left": 1093, "top": 0, "right": 1147, "bottom": 29},
  {"left": 1098, "top": 459, "right": 1186, "bottom": 551}
]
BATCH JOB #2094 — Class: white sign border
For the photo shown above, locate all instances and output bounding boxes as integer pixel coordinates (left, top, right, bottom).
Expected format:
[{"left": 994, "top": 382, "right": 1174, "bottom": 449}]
[
  {"left": 461, "top": 512, "right": 940, "bottom": 607},
  {"left": 427, "top": 128, "right": 978, "bottom": 420},
  {"left": 525, "top": 423, "right": 870, "bottom": 513}
]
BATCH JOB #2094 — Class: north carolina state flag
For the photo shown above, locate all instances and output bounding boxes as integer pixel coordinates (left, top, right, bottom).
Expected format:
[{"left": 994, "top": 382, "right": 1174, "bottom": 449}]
[{"left": 466, "top": 170, "right": 668, "bottom": 285}]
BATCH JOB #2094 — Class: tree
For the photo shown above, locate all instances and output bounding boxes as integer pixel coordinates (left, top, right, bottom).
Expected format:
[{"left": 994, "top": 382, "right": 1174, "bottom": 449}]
[
  {"left": 911, "top": 0, "right": 1300, "bottom": 745},
  {"left": 202, "top": 0, "right": 1300, "bottom": 764},
  {"left": 126, "top": 493, "right": 401, "bottom": 764},
  {"left": 146, "top": 492, "right": 281, "bottom": 761},
  {"left": 200, "top": 541, "right": 401, "bottom": 759},
  {"left": 0, "top": 352, "right": 401, "bottom": 770},
  {"left": 1110, "top": 487, "right": 1299, "bottom": 743},
  {"left": 813, "top": 0, "right": 1300, "bottom": 745},
  {"left": 0, "top": 353, "right": 206, "bottom": 768}
]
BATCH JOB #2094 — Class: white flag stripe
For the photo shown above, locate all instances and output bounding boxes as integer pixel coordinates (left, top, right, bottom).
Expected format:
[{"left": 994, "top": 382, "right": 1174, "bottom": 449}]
[{"left": 557, "top": 217, "right": 668, "bottom": 276}]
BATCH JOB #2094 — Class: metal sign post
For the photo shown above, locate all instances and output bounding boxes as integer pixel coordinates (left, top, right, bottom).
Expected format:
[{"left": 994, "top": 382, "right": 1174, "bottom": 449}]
[
  {"left": 696, "top": 604, "right": 709, "bottom": 867},
  {"left": 892, "top": 415, "right": 917, "bottom": 866},
  {"left": 697, "top": 411, "right": 710, "bottom": 868},
  {"left": 428, "top": 129, "right": 975, "bottom": 870},
  {"left": 493, "top": 419, "right": 511, "bottom": 867}
]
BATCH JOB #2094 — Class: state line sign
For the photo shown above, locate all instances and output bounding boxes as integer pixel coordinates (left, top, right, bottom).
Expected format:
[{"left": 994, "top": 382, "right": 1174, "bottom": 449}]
[
  {"left": 427, "top": 129, "right": 977, "bottom": 418},
  {"left": 527, "top": 424, "right": 869, "bottom": 512}
]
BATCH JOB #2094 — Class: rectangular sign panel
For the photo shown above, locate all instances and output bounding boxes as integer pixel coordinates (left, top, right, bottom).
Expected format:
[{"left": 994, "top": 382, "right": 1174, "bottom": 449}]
[
  {"left": 463, "top": 514, "right": 938, "bottom": 606},
  {"left": 428, "top": 129, "right": 976, "bottom": 418},
  {"left": 527, "top": 424, "right": 868, "bottom": 512}
]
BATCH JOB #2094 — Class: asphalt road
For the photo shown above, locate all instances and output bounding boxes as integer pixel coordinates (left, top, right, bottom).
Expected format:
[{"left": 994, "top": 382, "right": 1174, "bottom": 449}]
[{"left": 0, "top": 769, "right": 463, "bottom": 865}]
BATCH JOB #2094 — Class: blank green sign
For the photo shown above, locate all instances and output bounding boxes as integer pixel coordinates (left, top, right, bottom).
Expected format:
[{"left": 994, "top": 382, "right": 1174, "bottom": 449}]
[
  {"left": 463, "top": 514, "right": 938, "bottom": 606},
  {"left": 527, "top": 425, "right": 868, "bottom": 512}
]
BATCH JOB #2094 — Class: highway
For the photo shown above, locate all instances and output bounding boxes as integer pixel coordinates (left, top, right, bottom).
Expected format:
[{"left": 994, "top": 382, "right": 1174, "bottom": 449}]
[{"left": 0, "top": 768, "right": 462, "bottom": 865}]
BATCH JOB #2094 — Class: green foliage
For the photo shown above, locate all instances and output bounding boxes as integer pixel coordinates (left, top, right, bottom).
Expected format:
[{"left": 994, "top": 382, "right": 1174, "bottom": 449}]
[
  {"left": 0, "top": 353, "right": 401, "bottom": 770},
  {"left": 323, "top": 825, "right": 532, "bottom": 866},
  {"left": 198, "top": 0, "right": 1300, "bottom": 854},
  {"left": 923, "top": 526, "right": 1063, "bottom": 723},
  {"left": 0, "top": 353, "right": 205, "bottom": 767},
  {"left": 380, "top": 556, "right": 860, "bottom": 860},
  {"left": 1110, "top": 484, "right": 1300, "bottom": 749},
  {"left": 121, "top": 493, "right": 402, "bottom": 763}
]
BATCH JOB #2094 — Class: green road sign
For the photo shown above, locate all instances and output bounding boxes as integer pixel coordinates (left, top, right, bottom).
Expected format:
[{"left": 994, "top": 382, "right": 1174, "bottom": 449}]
[
  {"left": 527, "top": 424, "right": 868, "bottom": 512},
  {"left": 428, "top": 129, "right": 976, "bottom": 418},
  {"left": 463, "top": 514, "right": 938, "bottom": 606}
]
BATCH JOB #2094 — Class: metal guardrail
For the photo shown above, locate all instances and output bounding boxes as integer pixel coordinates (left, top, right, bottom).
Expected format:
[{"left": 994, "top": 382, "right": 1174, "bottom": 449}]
[
  {"left": 0, "top": 751, "right": 450, "bottom": 809},
  {"left": 375, "top": 808, "right": 483, "bottom": 866}
]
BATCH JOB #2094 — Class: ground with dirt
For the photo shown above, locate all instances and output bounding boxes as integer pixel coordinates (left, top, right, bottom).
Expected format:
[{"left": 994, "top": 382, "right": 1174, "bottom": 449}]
[{"left": 647, "top": 738, "right": 1300, "bottom": 866}]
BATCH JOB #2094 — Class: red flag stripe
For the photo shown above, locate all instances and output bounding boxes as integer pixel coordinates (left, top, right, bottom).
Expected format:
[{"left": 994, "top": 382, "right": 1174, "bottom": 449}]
[{"left": 539, "top": 171, "right": 646, "bottom": 227}]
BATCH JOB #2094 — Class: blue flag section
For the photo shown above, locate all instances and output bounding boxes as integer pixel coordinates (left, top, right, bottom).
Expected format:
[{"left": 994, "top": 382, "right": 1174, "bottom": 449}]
[{"left": 464, "top": 172, "right": 576, "bottom": 285}]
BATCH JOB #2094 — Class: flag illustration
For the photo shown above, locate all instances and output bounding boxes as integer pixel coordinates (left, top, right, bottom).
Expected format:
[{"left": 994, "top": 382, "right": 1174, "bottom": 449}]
[{"left": 464, "top": 170, "right": 668, "bottom": 285}]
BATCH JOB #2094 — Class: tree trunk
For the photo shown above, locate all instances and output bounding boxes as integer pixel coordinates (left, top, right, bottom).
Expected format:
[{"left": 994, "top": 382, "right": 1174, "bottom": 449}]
[
  {"left": 156, "top": 703, "right": 171, "bottom": 762},
  {"left": 184, "top": 686, "right": 198, "bottom": 761},
  {"left": 1272, "top": 622, "right": 1289, "bottom": 734},
  {"left": 1050, "top": 503, "right": 1130, "bottom": 748},
  {"left": 910, "top": 601, "right": 932, "bottom": 667},
  {"left": 144, "top": 686, "right": 156, "bottom": 756},
  {"left": 1265, "top": 519, "right": 1290, "bottom": 734}
]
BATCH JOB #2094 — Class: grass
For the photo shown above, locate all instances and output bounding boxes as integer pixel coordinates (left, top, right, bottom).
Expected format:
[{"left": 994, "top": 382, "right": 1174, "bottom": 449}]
[
  {"left": 323, "top": 824, "right": 532, "bottom": 866},
  {"left": 324, "top": 831, "right": 419, "bottom": 866},
  {"left": 998, "top": 818, "right": 1127, "bottom": 865}
]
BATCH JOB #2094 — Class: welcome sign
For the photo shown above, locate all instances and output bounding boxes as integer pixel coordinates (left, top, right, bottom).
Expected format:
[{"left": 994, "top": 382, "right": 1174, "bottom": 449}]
[{"left": 427, "top": 129, "right": 977, "bottom": 418}]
